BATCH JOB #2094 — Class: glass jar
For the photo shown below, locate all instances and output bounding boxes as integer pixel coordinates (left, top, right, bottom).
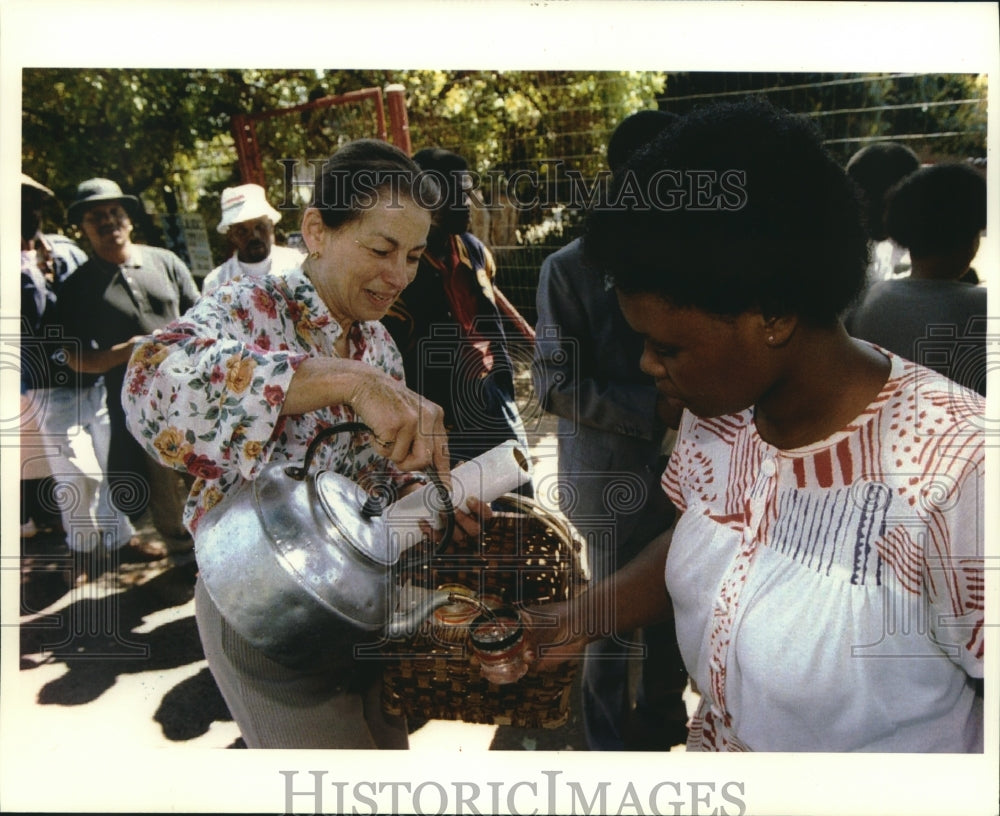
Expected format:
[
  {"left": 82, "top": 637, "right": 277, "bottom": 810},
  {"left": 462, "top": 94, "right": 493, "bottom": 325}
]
[
  {"left": 431, "top": 584, "right": 481, "bottom": 644},
  {"left": 478, "top": 592, "right": 505, "bottom": 612},
  {"left": 469, "top": 606, "right": 529, "bottom": 685}
]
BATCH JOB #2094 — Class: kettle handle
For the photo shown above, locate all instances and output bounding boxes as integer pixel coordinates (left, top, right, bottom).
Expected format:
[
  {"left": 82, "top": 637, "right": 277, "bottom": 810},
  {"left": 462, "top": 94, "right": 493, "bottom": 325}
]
[
  {"left": 287, "top": 420, "right": 456, "bottom": 548},
  {"left": 289, "top": 421, "right": 372, "bottom": 478}
]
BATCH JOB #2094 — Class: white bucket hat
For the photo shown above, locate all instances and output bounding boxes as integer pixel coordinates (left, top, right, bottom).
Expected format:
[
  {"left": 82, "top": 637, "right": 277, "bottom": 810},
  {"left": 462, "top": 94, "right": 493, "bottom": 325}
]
[{"left": 217, "top": 183, "right": 281, "bottom": 234}]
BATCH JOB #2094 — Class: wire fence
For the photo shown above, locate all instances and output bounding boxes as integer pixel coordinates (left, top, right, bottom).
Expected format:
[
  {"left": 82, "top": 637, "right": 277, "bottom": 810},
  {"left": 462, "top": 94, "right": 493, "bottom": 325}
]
[
  {"left": 405, "top": 71, "right": 987, "bottom": 326},
  {"left": 175, "top": 71, "right": 987, "bottom": 327}
]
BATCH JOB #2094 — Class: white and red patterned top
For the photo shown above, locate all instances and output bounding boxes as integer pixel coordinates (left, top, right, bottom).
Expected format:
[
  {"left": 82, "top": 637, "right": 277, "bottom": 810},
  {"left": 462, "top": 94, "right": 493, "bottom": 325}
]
[{"left": 663, "top": 348, "right": 984, "bottom": 752}]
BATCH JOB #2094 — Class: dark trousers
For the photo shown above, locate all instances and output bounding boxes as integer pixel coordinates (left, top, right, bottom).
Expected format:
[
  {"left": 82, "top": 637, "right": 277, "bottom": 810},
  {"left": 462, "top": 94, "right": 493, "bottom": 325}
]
[
  {"left": 576, "top": 466, "right": 688, "bottom": 750},
  {"left": 108, "top": 409, "right": 192, "bottom": 540},
  {"left": 448, "top": 372, "right": 534, "bottom": 498}
]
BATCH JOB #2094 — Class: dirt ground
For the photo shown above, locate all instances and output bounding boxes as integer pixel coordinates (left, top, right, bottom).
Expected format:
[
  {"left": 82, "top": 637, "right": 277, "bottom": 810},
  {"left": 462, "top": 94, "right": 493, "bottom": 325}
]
[
  {"left": 14, "top": 382, "right": 596, "bottom": 753},
  {"left": 14, "top": 367, "right": 695, "bottom": 757},
  {"left": 17, "top": 523, "right": 592, "bottom": 752}
]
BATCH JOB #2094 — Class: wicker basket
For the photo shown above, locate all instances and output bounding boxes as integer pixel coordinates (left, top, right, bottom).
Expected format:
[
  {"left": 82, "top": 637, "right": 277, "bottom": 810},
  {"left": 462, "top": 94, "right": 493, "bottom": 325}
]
[{"left": 381, "top": 493, "right": 587, "bottom": 728}]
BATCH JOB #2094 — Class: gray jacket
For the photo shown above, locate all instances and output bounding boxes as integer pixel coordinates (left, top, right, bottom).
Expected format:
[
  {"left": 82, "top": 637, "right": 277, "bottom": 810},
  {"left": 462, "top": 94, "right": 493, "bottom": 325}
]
[{"left": 532, "top": 237, "right": 673, "bottom": 555}]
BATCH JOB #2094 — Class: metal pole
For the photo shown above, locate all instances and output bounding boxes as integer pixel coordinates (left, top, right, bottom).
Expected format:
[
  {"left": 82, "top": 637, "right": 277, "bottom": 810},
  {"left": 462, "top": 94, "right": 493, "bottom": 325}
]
[
  {"left": 231, "top": 114, "right": 266, "bottom": 187},
  {"left": 385, "top": 84, "right": 412, "bottom": 155}
]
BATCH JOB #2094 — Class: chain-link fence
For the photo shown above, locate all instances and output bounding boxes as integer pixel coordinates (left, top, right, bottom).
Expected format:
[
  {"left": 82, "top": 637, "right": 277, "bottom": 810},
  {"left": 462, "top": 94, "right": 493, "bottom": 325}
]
[
  {"left": 402, "top": 71, "right": 987, "bottom": 326},
  {"left": 168, "top": 70, "right": 986, "bottom": 325}
]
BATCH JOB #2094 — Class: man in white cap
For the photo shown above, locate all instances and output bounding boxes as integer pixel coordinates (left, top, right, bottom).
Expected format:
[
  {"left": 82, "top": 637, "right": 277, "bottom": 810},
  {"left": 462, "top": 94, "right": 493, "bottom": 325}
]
[{"left": 202, "top": 183, "right": 304, "bottom": 295}]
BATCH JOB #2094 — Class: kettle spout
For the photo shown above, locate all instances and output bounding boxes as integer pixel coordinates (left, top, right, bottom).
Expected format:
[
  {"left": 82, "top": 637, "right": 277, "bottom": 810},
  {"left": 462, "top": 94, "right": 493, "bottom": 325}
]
[{"left": 385, "top": 583, "right": 454, "bottom": 640}]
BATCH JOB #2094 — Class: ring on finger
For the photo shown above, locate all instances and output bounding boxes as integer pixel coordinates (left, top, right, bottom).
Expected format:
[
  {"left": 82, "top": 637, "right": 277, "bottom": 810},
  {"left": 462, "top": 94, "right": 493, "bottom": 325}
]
[{"left": 375, "top": 436, "right": 396, "bottom": 448}]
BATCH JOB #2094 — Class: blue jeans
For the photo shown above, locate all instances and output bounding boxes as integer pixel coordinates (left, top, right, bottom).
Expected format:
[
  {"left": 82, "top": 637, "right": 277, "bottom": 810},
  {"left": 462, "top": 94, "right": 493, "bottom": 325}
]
[
  {"left": 448, "top": 372, "right": 534, "bottom": 498},
  {"left": 579, "top": 509, "right": 688, "bottom": 750}
]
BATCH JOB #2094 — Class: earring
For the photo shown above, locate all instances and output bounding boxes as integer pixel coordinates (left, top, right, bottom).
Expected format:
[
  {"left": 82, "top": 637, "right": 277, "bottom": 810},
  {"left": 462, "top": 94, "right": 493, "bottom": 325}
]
[
  {"left": 767, "top": 335, "right": 776, "bottom": 344},
  {"left": 309, "top": 250, "right": 321, "bottom": 260}
]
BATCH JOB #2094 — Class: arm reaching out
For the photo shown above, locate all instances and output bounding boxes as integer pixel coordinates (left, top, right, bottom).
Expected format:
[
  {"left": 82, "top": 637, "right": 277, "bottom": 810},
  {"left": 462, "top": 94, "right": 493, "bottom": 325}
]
[{"left": 522, "top": 524, "right": 675, "bottom": 669}]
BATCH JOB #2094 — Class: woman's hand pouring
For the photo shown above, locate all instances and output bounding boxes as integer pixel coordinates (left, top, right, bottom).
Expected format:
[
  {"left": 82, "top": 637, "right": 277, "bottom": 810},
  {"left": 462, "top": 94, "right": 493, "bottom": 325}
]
[
  {"left": 283, "top": 358, "right": 451, "bottom": 476},
  {"left": 349, "top": 368, "right": 451, "bottom": 476}
]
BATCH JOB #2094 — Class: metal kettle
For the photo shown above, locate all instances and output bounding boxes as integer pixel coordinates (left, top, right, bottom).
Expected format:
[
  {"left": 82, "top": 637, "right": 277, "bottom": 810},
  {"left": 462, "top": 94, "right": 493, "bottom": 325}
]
[{"left": 194, "top": 422, "right": 458, "bottom": 666}]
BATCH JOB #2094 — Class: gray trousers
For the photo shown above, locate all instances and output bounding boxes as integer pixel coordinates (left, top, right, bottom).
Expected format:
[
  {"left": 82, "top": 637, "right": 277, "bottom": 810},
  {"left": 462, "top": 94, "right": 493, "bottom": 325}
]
[
  {"left": 194, "top": 579, "right": 409, "bottom": 749},
  {"left": 146, "top": 459, "right": 194, "bottom": 541}
]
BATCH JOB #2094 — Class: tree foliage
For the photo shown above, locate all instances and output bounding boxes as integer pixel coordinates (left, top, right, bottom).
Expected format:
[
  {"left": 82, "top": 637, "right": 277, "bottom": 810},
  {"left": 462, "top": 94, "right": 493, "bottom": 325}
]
[
  {"left": 658, "top": 72, "right": 986, "bottom": 165},
  {"left": 22, "top": 68, "right": 986, "bottom": 255}
]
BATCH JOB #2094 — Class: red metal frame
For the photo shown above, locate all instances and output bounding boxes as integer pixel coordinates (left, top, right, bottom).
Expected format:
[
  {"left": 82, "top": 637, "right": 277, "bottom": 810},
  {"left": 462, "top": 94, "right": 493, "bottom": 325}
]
[
  {"left": 229, "top": 85, "right": 533, "bottom": 342},
  {"left": 231, "top": 86, "right": 411, "bottom": 187}
]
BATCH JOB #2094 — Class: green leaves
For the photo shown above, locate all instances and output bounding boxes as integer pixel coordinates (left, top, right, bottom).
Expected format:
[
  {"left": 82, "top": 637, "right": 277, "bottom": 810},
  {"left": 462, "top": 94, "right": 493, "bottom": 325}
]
[{"left": 24, "top": 68, "right": 985, "bottom": 250}]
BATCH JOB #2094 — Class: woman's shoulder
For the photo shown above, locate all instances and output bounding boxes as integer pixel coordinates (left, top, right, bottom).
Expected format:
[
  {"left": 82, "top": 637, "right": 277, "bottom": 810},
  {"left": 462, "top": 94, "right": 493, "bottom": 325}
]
[
  {"left": 213, "top": 264, "right": 311, "bottom": 303},
  {"left": 879, "top": 351, "right": 985, "bottom": 457},
  {"left": 885, "top": 350, "right": 984, "bottom": 407}
]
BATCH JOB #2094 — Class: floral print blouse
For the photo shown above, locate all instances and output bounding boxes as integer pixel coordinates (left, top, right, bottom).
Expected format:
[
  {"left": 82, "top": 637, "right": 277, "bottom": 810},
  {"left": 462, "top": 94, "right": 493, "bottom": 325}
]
[{"left": 123, "top": 266, "right": 419, "bottom": 534}]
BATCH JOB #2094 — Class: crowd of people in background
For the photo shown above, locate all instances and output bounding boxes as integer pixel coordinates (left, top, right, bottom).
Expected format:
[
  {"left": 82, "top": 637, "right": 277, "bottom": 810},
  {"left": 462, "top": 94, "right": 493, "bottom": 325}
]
[
  {"left": 532, "top": 110, "right": 690, "bottom": 751},
  {"left": 19, "top": 96, "right": 986, "bottom": 753}
]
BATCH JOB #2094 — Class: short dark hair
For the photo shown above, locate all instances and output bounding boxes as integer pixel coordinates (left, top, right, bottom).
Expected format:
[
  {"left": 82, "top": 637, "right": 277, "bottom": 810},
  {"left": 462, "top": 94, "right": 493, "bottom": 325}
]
[
  {"left": 312, "top": 139, "right": 438, "bottom": 230},
  {"left": 411, "top": 147, "right": 469, "bottom": 204},
  {"left": 586, "top": 98, "right": 869, "bottom": 325},
  {"left": 885, "top": 162, "right": 986, "bottom": 257},
  {"left": 606, "top": 110, "right": 679, "bottom": 173},
  {"left": 845, "top": 142, "right": 921, "bottom": 240},
  {"left": 412, "top": 147, "right": 468, "bottom": 176}
]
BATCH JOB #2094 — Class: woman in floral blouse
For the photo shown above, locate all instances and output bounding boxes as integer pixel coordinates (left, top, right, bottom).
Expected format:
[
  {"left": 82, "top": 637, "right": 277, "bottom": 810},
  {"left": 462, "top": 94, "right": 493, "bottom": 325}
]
[
  {"left": 123, "top": 139, "right": 485, "bottom": 749},
  {"left": 523, "top": 100, "right": 984, "bottom": 753}
]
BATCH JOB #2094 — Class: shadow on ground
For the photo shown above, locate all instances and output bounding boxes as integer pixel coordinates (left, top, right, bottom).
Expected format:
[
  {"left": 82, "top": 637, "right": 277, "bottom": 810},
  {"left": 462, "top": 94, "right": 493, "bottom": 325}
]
[
  {"left": 19, "top": 528, "right": 585, "bottom": 751},
  {"left": 19, "top": 529, "right": 238, "bottom": 744}
]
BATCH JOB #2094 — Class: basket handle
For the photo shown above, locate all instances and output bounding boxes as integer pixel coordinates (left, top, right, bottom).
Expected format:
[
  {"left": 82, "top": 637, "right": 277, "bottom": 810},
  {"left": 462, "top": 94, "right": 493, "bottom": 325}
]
[{"left": 491, "top": 493, "right": 578, "bottom": 551}]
